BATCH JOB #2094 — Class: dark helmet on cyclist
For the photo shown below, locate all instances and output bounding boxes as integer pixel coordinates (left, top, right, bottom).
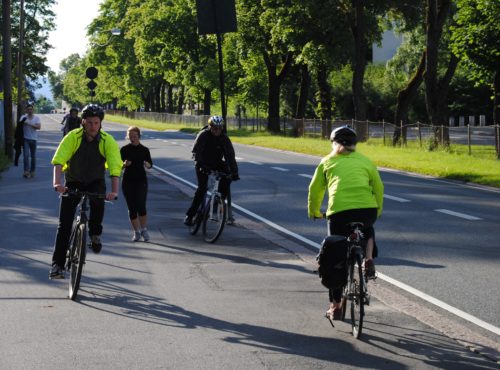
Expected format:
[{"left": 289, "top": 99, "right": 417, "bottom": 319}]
[
  {"left": 69, "top": 107, "right": 79, "bottom": 114},
  {"left": 330, "top": 125, "right": 357, "bottom": 146},
  {"left": 81, "top": 104, "right": 105, "bottom": 121},
  {"left": 208, "top": 115, "right": 224, "bottom": 127}
]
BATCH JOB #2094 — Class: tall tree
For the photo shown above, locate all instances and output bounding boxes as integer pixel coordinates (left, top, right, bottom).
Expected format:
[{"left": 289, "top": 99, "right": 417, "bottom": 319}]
[
  {"left": 424, "top": 0, "right": 458, "bottom": 135},
  {"left": 451, "top": 0, "right": 500, "bottom": 126}
]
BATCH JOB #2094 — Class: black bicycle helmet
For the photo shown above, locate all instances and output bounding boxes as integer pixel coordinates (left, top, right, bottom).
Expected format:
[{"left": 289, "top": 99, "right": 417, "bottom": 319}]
[
  {"left": 69, "top": 107, "right": 79, "bottom": 114},
  {"left": 208, "top": 115, "right": 224, "bottom": 127},
  {"left": 81, "top": 104, "right": 104, "bottom": 120},
  {"left": 330, "top": 125, "right": 357, "bottom": 146}
]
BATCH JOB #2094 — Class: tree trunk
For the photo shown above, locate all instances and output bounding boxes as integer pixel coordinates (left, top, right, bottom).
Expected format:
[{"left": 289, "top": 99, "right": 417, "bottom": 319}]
[
  {"left": 424, "top": 0, "right": 454, "bottom": 147},
  {"left": 263, "top": 51, "right": 292, "bottom": 133},
  {"left": 350, "top": 0, "right": 368, "bottom": 141},
  {"left": 176, "top": 85, "right": 185, "bottom": 115},
  {"left": 203, "top": 89, "right": 211, "bottom": 115},
  {"left": 160, "top": 80, "right": 166, "bottom": 112},
  {"left": 316, "top": 64, "right": 332, "bottom": 138},
  {"left": 393, "top": 51, "right": 426, "bottom": 145},
  {"left": 167, "top": 83, "right": 174, "bottom": 113},
  {"left": 2, "top": 0, "right": 14, "bottom": 159},
  {"left": 494, "top": 70, "right": 500, "bottom": 125},
  {"left": 154, "top": 81, "right": 161, "bottom": 112},
  {"left": 295, "top": 64, "right": 310, "bottom": 119}
]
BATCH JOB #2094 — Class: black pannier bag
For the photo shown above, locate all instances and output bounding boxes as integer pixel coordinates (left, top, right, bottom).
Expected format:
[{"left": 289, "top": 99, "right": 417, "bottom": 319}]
[{"left": 316, "top": 235, "right": 348, "bottom": 289}]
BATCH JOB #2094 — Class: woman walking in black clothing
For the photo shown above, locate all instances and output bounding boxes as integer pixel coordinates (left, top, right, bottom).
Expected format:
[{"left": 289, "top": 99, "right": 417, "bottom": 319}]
[{"left": 121, "top": 126, "right": 153, "bottom": 242}]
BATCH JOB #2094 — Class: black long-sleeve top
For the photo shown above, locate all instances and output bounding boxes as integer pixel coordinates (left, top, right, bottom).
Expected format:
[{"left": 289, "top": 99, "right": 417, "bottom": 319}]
[
  {"left": 192, "top": 128, "right": 238, "bottom": 174},
  {"left": 120, "top": 143, "right": 153, "bottom": 183}
]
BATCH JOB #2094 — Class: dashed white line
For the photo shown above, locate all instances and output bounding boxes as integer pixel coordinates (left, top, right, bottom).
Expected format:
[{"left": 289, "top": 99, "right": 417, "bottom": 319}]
[
  {"left": 384, "top": 194, "right": 411, "bottom": 202},
  {"left": 271, "top": 166, "right": 289, "bottom": 172},
  {"left": 434, "top": 209, "right": 482, "bottom": 220},
  {"left": 235, "top": 156, "right": 244, "bottom": 161},
  {"left": 298, "top": 174, "right": 313, "bottom": 179},
  {"left": 248, "top": 161, "right": 263, "bottom": 165}
]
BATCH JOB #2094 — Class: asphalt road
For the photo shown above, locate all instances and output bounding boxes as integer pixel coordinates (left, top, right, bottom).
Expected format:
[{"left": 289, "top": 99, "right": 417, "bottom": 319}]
[
  {"left": 0, "top": 114, "right": 498, "bottom": 369},
  {"left": 101, "top": 116, "right": 500, "bottom": 330}
]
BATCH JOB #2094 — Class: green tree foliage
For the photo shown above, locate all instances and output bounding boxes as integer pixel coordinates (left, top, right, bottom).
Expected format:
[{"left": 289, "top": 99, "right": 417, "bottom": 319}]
[
  {"left": 35, "top": 95, "right": 55, "bottom": 113},
  {"left": 1, "top": 0, "right": 56, "bottom": 96},
  {"left": 451, "top": 0, "right": 500, "bottom": 123}
]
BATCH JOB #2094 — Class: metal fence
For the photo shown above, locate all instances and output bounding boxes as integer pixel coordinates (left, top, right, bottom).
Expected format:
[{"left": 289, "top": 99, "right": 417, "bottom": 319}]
[{"left": 107, "top": 110, "right": 500, "bottom": 158}]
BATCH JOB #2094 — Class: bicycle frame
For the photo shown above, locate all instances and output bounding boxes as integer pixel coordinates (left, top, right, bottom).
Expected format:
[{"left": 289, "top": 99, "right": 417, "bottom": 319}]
[
  {"left": 64, "top": 191, "right": 105, "bottom": 300},
  {"left": 189, "top": 171, "right": 228, "bottom": 243}
]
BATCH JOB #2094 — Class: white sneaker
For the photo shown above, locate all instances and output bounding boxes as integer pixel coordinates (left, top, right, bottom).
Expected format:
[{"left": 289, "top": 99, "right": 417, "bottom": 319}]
[
  {"left": 141, "top": 229, "right": 150, "bottom": 242},
  {"left": 132, "top": 231, "right": 141, "bottom": 242}
]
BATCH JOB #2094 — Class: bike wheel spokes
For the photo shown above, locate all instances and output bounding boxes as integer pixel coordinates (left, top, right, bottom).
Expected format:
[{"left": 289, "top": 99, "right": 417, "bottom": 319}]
[
  {"left": 202, "top": 195, "right": 226, "bottom": 243},
  {"left": 68, "top": 224, "right": 86, "bottom": 300},
  {"left": 350, "top": 256, "right": 365, "bottom": 338}
]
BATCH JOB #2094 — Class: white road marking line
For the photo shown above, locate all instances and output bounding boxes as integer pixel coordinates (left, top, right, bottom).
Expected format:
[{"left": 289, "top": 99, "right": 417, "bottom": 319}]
[
  {"left": 298, "top": 174, "right": 313, "bottom": 179},
  {"left": 153, "top": 165, "right": 499, "bottom": 336},
  {"left": 235, "top": 156, "right": 244, "bottom": 161},
  {"left": 271, "top": 166, "right": 289, "bottom": 172},
  {"left": 249, "top": 161, "right": 263, "bottom": 165},
  {"left": 434, "top": 209, "right": 482, "bottom": 220},
  {"left": 384, "top": 194, "right": 411, "bottom": 202},
  {"left": 162, "top": 140, "right": 169, "bottom": 143}
]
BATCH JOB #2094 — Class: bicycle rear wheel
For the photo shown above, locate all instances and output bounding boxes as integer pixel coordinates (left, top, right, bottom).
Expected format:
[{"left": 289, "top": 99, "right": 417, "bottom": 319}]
[
  {"left": 68, "top": 223, "right": 86, "bottom": 300},
  {"left": 189, "top": 208, "right": 203, "bottom": 235},
  {"left": 202, "top": 195, "right": 226, "bottom": 243},
  {"left": 349, "top": 253, "right": 365, "bottom": 338}
]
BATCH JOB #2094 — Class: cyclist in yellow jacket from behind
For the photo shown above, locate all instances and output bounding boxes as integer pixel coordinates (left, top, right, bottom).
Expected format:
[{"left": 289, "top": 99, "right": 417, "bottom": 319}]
[
  {"left": 49, "top": 104, "right": 122, "bottom": 279},
  {"left": 308, "top": 125, "right": 384, "bottom": 318}
]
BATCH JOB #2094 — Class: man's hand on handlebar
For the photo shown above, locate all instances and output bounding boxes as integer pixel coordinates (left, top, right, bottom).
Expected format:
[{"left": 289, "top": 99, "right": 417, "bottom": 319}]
[{"left": 106, "top": 192, "right": 118, "bottom": 201}]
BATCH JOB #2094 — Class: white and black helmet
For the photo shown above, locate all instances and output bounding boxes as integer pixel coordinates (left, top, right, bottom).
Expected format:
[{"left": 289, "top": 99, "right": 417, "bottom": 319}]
[
  {"left": 208, "top": 115, "right": 224, "bottom": 127},
  {"left": 330, "top": 125, "right": 357, "bottom": 146}
]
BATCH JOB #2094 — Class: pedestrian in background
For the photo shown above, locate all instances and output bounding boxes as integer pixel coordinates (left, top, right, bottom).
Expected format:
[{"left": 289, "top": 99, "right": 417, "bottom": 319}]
[
  {"left": 21, "top": 104, "right": 41, "bottom": 178},
  {"left": 60, "top": 107, "right": 82, "bottom": 136},
  {"left": 121, "top": 126, "right": 153, "bottom": 242}
]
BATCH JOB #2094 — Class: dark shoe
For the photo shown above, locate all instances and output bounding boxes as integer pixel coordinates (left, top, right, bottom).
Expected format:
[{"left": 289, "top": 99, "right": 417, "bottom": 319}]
[
  {"left": 90, "top": 235, "right": 102, "bottom": 254},
  {"left": 23, "top": 171, "right": 30, "bottom": 178},
  {"left": 184, "top": 215, "right": 194, "bottom": 226},
  {"left": 365, "top": 259, "right": 377, "bottom": 280},
  {"left": 49, "top": 265, "right": 64, "bottom": 279}
]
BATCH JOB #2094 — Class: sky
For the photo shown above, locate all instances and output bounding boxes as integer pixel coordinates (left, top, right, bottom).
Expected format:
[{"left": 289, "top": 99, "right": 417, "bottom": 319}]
[{"left": 46, "top": 0, "right": 103, "bottom": 72}]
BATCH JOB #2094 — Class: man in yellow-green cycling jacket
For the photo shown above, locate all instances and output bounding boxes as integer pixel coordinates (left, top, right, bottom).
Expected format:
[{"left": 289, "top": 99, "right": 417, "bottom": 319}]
[{"left": 49, "top": 104, "right": 122, "bottom": 279}]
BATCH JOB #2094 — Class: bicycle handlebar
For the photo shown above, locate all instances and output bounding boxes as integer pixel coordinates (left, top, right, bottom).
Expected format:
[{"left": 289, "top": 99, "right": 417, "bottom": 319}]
[{"left": 61, "top": 190, "right": 107, "bottom": 199}]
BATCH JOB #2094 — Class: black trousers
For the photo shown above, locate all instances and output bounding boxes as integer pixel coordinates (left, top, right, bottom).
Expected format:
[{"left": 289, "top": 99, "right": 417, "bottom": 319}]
[
  {"left": 122, "top": 180, "right": 148, "bottom": 219},
  {"left": 51, "top": 180, "right": 105, "bottom": 268},
  {"left": 327, "top": 208, "right": 378, "bottom": 303},
  {"left": 186, "top": 166, "right": 230, "bottom": 217}
]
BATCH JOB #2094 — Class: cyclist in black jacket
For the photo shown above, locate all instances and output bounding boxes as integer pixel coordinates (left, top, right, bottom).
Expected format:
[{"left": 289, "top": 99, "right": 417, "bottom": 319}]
[{"left": 184, "top": 116, "right": 239, "bottom": 226}]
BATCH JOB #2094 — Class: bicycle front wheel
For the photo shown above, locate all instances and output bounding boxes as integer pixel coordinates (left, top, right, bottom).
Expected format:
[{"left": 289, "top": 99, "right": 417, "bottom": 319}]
[
  {"left": 202, "top": 195, "right": 227, "bottom": 243},
  {"left": 68, "top": 223, "right": 86, "bottom": 300},
  {"left": 349, "top": 253, "right": 365, "bottom": 338}
]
